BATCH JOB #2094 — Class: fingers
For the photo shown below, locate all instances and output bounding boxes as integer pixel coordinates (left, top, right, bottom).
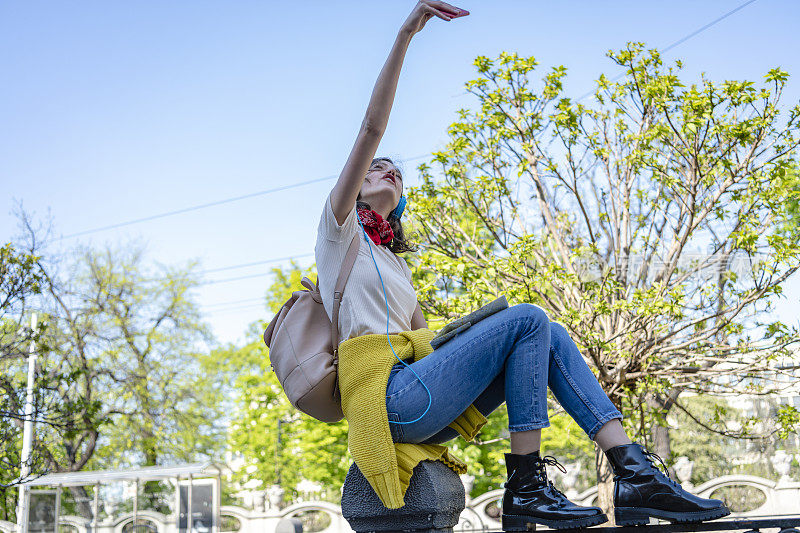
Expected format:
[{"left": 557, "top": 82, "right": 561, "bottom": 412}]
[
  {"left": 433, "top": 1, "right": 469, "bottom": 17},
  {"left": 432, "top": 9, "right": 453, "bottom": 21},
  {"left": 421, "top": 5, "right": 451, "bottom": 22},
  {"left": 422, "top": 0, "right": 469, "bottom": 21},
  {"left": 427, "top": 7, "right": 466, "bottom": 21}
]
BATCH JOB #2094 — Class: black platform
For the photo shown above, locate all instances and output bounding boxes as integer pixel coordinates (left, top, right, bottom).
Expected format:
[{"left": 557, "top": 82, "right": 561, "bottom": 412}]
[{"left": 478, "top": 516, "right": 800, "bottom": 533}]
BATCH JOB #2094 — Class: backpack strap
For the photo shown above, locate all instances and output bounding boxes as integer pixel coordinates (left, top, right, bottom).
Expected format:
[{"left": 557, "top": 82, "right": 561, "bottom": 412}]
[{"left": 331, "top": 231, "right": 362, "bottom": 358}]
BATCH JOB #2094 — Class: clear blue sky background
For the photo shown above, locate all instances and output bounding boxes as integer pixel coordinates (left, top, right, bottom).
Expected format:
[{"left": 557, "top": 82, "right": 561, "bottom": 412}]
[{"left": 2, "top": 1, "right": 798, "bottom": 346}]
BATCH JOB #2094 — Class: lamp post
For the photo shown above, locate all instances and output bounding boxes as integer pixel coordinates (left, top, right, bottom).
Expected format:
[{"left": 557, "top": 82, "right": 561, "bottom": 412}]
[
  {"left": 276, "top": 419, "right": 290, "bottom": 486},
  {"left": 16, "top": 313, "right": 38, "bottom": 533}
]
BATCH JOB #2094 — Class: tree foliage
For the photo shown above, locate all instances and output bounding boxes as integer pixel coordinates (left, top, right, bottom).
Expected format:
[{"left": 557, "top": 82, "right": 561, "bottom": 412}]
[{"left": 406, "top": 44, "right": 798, "bottom": 424}]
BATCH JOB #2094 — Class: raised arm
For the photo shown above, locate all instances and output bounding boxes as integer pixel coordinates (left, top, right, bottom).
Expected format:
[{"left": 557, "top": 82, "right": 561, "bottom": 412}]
[{"left": 329, "top": 1, "right": 469, "bottom": 225}]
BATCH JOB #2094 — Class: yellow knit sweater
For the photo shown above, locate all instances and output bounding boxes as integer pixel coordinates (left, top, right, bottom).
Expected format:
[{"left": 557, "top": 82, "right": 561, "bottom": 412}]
[{"left": 337, "top": 327, "right": 488, "bottom": 509}]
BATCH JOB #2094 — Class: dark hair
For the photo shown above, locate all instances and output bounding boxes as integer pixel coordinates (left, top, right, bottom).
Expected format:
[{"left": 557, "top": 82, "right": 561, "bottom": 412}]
[{"left": 357, "top": 156, "right": 418, "bottom": 254}]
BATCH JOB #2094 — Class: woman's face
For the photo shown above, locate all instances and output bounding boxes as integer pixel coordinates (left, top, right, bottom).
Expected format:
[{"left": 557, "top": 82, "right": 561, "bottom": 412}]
[{"left": 360, "top": 160, "right": 403, "bottom": 208}]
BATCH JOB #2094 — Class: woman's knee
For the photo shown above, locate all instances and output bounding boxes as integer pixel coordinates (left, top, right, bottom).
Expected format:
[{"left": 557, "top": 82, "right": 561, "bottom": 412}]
[
  {"left": 511, "top": 303, "right": 549, "bottom": 326},
  {"left": 550, "top": 320, "right": 568, "bottom": 340}
]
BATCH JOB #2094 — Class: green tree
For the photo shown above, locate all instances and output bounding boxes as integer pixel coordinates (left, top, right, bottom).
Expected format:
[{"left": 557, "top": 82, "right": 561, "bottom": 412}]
[
  {"left": 64, "top": 243, "right": 224, "bottom": 469},
  {"left": 1, "top": 212, "right": 110, "bottom": 518},
  {"left": 403, "top": 44, "right": 800, "bottom": 515},
  {"left": 7, "top": 237, "right": 226, "bottom": 517}
]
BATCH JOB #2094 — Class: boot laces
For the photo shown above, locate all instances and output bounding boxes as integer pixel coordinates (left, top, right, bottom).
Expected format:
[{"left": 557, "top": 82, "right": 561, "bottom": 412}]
[
  {"left": 505, "top": 455, "right": 567, "bottom": 491},
  {"left": 536, "top": 456, "right": 571, "bottom": 504},
  {"left": 641, "top": 447, "right": 681, "bottom": 489},
  {"left": 539, "top": 455, "right": 568, "bottom": 475}
]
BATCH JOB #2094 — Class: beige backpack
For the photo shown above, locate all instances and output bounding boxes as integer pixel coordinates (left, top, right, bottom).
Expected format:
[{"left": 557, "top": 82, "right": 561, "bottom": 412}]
[{"left": 262, "top": 232, "right": 361, "bottom": 423}]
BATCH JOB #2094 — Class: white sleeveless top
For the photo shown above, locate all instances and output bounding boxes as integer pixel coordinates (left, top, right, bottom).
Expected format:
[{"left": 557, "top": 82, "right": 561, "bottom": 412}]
[{"left": 314, "top": 193, "right": 418, "bottom": 344}]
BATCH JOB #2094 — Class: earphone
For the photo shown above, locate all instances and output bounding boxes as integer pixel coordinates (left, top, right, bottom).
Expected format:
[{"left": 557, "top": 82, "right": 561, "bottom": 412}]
[{"left": 355, "top": 195, "right": 431, "bottom": 426}]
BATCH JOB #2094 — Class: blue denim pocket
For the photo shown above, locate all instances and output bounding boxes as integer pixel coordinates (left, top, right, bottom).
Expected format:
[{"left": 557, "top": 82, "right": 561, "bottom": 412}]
[{"left": 387, "top": 412, "right": 404, "bottom": 442}]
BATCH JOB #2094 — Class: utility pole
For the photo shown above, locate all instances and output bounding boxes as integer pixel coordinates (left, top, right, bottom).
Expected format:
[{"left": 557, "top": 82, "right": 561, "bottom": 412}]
[
  {"left": 276, "top": 418, "right": 291, "bottom": 487},
  {"left": 16, "top": 313, "right": 38, "bottom": 533}
]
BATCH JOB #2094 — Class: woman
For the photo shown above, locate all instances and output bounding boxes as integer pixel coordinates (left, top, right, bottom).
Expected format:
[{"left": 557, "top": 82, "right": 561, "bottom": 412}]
[{"left": 314, "top": 1, "right": 730, "bottom": 529}]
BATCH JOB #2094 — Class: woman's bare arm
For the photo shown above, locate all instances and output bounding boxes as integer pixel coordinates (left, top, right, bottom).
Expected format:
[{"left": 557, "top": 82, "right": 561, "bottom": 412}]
[
  {"left": 411, "top": 300, "right": 428, "bottom": 330},
  {"left": 329, "top": 29, "right": 412, "bottom": 226},
  {"left": 329, "top": 1, "right": 469, "bottom": 225}
]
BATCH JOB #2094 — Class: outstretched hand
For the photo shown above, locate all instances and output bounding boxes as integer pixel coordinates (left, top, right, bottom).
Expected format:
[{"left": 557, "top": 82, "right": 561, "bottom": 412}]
[{"left": 402, "top": 0, "right": 469, "bottom": 37}]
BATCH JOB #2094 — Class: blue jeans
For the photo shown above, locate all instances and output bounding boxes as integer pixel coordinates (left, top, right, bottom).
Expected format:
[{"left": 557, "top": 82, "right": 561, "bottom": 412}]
[{"left": 385, "top": 303, "right": 623, "bottom": 444}]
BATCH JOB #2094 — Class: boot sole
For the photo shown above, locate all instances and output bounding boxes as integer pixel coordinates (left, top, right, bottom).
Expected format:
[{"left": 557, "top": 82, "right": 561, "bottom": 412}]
[
  {"left": 502, "top": 512, "right": 608, "bottom": 531},
  {"left": 615, "top": 506, "right": 731, "bottom": 526}
]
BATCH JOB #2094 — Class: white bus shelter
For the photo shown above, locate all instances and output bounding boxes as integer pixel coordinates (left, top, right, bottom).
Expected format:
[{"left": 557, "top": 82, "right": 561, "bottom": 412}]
[{"left": 20, "top": 463, "right": 224, "bottom": 533}]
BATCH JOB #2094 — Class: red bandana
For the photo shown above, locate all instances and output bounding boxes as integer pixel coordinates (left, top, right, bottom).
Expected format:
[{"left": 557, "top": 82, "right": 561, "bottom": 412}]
[{"left": 356, "top": 207, "right": 394, "bottom": 246}]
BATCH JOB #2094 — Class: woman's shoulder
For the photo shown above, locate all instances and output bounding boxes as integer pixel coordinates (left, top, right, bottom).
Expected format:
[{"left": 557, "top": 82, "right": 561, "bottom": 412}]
[{"left": 317, "top": 192, "right": 359, "bottom": 244}]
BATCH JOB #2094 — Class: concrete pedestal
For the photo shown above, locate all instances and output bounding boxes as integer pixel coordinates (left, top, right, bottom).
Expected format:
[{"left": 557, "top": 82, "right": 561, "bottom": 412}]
[{"left": 340, "top": 461, "right": 465, "bottom": 533}]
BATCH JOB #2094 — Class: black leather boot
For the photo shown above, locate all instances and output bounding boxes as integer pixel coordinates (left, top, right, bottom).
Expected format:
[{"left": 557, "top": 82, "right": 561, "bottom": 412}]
[
  {"left": 605, "top": 443, "right": 730, "bottom": 525},
  {"left": 501, "top": 451, "right": 607, "bottom": 531}
]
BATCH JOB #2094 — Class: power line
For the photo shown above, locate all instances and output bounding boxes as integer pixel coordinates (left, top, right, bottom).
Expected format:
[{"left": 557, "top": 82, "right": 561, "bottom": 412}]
[
  {"left": 197, "top": 252, "right": 315, "bottom": 275},
  {"left": 199, "top": 255, "right": 316, "bottom": 285},
  {"left": 449, "top": 0, "right": 759, "bottom": 101},
  {"left": 57, "top": 153, "right": 431, "bottom": 240},
  {"left": 78, "top": 252, "right": 314, "bottom": 288},
  {"left": 203, "top": 302, "right": 268, "bottom": 315},
  {"left": 659, "top": 0, "right": 757, "bottom": 54},
  {"left": 573, "top": 0, "right": 759, "bottom": 102},
  {"left": 201, "top": 272, "right": 281, "bottom": 286},
  {"left": 57, "top": 175, "right": 333, "bottom": 240},
  {"left": 202, "top": 297, "right": 265, "bottom": 308}
]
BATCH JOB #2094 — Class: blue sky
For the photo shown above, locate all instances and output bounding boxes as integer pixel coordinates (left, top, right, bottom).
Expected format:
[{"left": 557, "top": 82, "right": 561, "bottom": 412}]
[{"left": 1, "top": 1, "right": 798, "bottom": 346}]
